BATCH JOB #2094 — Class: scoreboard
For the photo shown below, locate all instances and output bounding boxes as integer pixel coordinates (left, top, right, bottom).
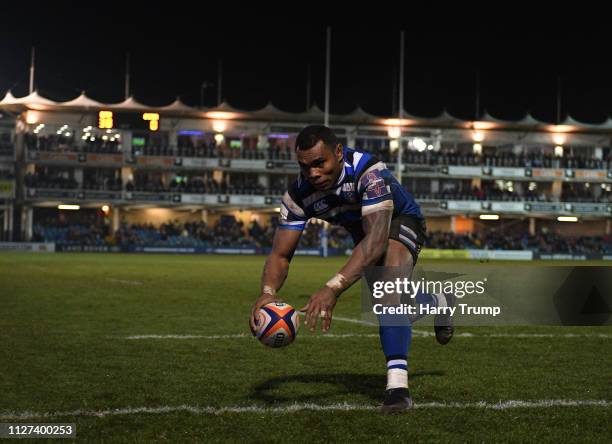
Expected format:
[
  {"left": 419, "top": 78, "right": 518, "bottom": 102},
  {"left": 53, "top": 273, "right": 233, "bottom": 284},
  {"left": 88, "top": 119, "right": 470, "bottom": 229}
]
[{"left": 98, "top": 111, "right": 160, "bottom": 131}]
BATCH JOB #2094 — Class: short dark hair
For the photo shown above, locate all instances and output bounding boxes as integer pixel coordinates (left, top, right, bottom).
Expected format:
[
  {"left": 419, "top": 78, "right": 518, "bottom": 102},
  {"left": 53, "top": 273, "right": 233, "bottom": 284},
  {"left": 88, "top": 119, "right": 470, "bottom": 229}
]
[{"left": 295, "top": 125, "right": 338, "bottom": 151}]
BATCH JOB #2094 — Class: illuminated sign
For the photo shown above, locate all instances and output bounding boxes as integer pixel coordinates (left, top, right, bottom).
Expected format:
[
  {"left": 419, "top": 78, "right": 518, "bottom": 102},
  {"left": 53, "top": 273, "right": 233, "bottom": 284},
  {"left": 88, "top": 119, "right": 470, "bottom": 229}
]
[
  {"left": 98, "top": 110, "right": 114, "bottom": 129},
  {"left": 142, "top": 113, "right": 160, "bottom": 131}
]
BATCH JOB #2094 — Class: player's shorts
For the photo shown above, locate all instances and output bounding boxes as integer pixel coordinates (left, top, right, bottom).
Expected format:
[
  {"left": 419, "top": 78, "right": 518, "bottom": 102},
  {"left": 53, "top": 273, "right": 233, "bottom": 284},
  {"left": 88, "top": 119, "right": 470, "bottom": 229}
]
[{"left": 388, "top": 214, "right": 427, "bottom": 264}]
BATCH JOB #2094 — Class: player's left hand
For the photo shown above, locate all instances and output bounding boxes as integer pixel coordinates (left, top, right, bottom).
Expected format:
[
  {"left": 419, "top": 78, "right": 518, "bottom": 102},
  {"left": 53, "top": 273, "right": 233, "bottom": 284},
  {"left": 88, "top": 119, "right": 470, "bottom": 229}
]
[{"left": 300, "top": 286, "right": 338, "bottom": 333}]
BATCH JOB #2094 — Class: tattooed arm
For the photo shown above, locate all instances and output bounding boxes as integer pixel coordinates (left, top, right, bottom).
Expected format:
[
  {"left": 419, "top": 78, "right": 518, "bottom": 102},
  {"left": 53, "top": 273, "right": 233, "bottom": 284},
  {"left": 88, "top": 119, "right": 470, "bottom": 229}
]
[
  {"left": 301, "top": 204, "right": 393, "bottom": 332},
  {"left": 335, "top": 205, "right": 393, "bottom": 291}
]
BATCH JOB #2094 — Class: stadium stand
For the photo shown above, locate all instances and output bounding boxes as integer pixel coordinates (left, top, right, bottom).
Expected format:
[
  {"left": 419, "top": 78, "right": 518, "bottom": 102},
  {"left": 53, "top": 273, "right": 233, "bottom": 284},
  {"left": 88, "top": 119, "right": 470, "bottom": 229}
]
[{"left": 32, "top": 218, "right": 611, "bottom": 255}]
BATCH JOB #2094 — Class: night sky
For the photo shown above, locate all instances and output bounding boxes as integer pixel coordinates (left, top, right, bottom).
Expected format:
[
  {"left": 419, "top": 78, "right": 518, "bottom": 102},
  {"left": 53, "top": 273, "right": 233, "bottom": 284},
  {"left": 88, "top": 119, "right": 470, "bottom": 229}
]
[{"left": 1, "top": 5, "right": 611, "bottom": 124}]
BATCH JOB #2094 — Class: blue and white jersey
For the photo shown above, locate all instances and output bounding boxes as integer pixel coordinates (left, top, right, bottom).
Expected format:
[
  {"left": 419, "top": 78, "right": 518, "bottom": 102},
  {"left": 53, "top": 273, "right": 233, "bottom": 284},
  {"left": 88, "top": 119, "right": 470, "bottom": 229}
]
[{"left": 279, "top": 147, "right": 423, "bottom": 242}]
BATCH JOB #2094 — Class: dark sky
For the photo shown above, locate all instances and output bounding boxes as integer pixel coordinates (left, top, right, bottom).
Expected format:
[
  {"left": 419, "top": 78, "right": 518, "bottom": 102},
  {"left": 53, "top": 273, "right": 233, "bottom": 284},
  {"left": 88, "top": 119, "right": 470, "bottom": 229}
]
[{"left": 1, "top": 4, "right": 611, "bottom": 124}]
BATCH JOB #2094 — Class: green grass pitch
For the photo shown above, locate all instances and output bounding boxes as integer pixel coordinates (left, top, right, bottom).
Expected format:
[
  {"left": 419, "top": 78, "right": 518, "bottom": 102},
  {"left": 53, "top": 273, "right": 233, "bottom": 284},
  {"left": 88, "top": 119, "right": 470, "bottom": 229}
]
[{"left": 1, "top": 253, "right": 610, "bottom": 443}]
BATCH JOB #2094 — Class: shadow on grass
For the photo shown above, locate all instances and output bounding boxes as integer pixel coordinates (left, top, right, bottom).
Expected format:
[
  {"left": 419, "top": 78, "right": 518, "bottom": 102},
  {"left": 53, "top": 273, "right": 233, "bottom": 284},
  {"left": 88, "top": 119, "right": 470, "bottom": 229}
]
[{"left": 252, "top": 371, "right": 444, "bottom": 404}]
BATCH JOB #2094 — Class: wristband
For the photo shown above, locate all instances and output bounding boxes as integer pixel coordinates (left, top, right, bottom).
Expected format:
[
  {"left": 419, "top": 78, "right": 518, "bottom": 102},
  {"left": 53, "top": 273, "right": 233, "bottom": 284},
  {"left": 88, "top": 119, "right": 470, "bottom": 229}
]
[{"left": 325, "top": 273, "right": 347, "bottom": 295}]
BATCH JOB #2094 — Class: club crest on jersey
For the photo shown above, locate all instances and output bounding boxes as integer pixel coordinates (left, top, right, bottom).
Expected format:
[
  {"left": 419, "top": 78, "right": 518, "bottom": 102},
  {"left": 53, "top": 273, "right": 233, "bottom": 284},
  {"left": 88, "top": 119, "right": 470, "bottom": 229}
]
[
  {"left": 313, "top": 199, "right": 329, "bottom": 214},
  {"left": 363, "top": 170, "right": 387, "bottom": 199}
]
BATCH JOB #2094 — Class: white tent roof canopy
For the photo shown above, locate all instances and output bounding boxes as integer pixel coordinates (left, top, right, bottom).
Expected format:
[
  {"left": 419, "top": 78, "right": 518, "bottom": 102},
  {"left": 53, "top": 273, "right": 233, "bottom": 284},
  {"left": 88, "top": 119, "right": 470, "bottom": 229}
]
[
  {"left": 2, "top": 90, "right": 612, "bottom": 133},
  {"left": 108, "top": 96, "right": 149, "bottom": 110},
  {"left": 61, "top": 92, "right": 104, "bottom": 108},
  {"left": 159, "top": 98, "right": 196, "bottom": 112},
  {"left": 0, "top": 90, "right": 59, "bottom": 109}
]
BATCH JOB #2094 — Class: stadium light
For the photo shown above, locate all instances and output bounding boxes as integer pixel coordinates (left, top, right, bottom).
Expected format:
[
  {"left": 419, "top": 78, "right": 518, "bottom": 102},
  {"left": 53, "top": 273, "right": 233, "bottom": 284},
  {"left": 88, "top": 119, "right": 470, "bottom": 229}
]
[
  {"left": 548, "top": 125, "right": 574, "bottom": 133},
  {"left": 58, "top": 205, "right": 80, "bottom": 210},
  {"left": 557, "top": 216, "right": 578, "bottom": 222},
  {"left": 382, "top": 118, "right": 415, "bottom": 126},
  {"left": 212, "top": 120, "right": 227, "bottom": 133},
  {"left": 552, "top": 134, "right": 566, "bottom": 146},
  {"left": 25, "top": 111, "right": 41, "bottom": 124},
  {"left": 472, "top": 130, "right": 485, "bottom": 142},
  {"left": 479, "top": 214, "right": 500, "bottom": 220},
  {"left": 387, "top": 126, "right": 401, "bottom": 139},
  {"left": 101, "top": 205, "right": 110, "bottom": 213},
  {"left": 412, "top": 138, "right": 427, "bottom": 151},
  {"left": 205, "top": 111, "right": 240, "bottom": 120},
  {"left": 472, "top": 121, "right": 497, "bottom": 130}
]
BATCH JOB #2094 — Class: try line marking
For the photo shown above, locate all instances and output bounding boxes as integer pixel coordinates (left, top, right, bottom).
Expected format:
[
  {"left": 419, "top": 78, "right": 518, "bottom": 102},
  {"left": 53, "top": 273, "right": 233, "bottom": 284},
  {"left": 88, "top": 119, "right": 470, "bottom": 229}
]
[
  {"left": 1, "top": 400, "right": 609, "bottom": 420},
  {"left": 119, "top": 315, "right": 612, "bottom": 340},
  {"left": 120, "top": 331, "right": 612, "bottom": 340}
]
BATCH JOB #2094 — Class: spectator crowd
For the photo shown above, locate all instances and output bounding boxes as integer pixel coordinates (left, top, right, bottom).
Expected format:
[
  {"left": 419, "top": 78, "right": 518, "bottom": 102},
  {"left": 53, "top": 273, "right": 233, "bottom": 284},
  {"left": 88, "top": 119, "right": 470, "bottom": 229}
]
[{"left": 33, "top": 217, "right": 611, "bottom": 255}]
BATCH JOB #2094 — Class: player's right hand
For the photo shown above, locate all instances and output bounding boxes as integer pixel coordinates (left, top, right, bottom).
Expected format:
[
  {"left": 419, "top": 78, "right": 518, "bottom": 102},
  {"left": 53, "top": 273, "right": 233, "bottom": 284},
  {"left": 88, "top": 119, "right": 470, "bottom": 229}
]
[{"left": 249, "top": 293, "right": 282, "bottom": 335}]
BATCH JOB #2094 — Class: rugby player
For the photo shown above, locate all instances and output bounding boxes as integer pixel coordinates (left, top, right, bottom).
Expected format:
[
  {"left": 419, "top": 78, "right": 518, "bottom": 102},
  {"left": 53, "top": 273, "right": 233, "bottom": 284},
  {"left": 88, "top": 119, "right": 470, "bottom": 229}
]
[{"left": 250, "top": 125, "right": 455, "bottom": 412}]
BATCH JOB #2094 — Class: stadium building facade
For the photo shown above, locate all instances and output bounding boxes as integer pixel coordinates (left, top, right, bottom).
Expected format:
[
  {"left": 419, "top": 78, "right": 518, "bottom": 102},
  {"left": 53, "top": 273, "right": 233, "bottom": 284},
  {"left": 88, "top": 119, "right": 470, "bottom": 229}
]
[{"left": 0, "top": 91, "right": 610, "bottom": 259}]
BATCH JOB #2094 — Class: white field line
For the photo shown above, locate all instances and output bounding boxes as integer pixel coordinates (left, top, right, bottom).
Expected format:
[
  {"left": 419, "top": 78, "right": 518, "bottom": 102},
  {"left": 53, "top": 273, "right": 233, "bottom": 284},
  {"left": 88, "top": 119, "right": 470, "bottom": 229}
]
[
  {"left": 121, "top": 331, "right": 611, "bottom": 340},
  {"left": 122, "top": 333, "right": 381, "bottom": 340},
  {"left": 125, "top": 334, "right": 252, "bottom": 340},
  {"left": 120, "top": 315, "right": 612, "bottom": 340},
  {"left": 1, "top": 400, "right": 609, "bottom": 420},
  {"left": 333, "top": 316, "right": 377, "bottom": 326}
]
